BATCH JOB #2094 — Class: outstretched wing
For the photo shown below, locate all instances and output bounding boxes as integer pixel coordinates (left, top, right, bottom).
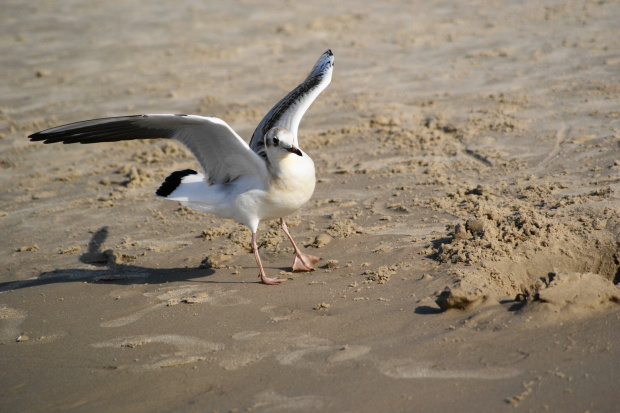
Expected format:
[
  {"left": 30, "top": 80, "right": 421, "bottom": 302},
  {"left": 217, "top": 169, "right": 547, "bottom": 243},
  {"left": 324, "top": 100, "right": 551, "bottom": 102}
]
[
  {"left": 249, "top": 49, "right": 334, "bottom": 157},
  {"left": 29, "top": 114, "right": 267, "bottom": 185}
]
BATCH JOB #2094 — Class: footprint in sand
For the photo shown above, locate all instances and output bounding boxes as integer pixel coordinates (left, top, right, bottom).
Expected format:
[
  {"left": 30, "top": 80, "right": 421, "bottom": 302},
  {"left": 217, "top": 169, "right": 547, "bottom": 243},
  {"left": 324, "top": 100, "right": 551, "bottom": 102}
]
[
  {"left": 100, "top": 285, "right": 248, "bottom": 328},
  {"left": 218, "top": 331, "right": 370, "bottom": 371},
  {"left": 0, "top": 306, "right": 28, "bottom": 342},
  {"left": 92, "top": 334, "right": 224, "bottom": 370},
  {"left": 260, "top": 304, "right": 299, "bottom": 322},
  {"left": 379, "top": 359, "right": 521, "bottom": 380},
  {"left": 251, "top": 390, "right": 324, "bottom": 412},
  {"left": 0, "top": 306, "right": 67, "bottom": 344}
]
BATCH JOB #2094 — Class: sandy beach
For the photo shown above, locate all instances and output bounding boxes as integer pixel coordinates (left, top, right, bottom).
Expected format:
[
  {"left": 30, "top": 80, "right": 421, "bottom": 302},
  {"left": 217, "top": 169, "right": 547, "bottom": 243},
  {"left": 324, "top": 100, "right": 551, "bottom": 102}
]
[{"left": 1, "top": 0, "right": 619, "bottom": 411}]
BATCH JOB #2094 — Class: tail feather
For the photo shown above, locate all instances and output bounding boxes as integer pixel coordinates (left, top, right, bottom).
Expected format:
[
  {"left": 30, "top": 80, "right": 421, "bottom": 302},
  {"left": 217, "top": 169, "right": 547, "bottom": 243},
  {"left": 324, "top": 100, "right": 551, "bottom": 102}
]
[
  {"left": 155, "top": 169, "right": 232, "bottom": 218},
  {"left": 156, "top": 169, "right": 199, "bottom": 197}
]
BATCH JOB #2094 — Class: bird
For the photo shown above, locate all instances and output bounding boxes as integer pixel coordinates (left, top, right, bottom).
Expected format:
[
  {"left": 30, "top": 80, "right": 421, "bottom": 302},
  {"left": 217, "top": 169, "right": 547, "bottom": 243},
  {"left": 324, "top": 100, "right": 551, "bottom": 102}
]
[{"left": 28, "top": 49, "right": 334, "bottom": 285}]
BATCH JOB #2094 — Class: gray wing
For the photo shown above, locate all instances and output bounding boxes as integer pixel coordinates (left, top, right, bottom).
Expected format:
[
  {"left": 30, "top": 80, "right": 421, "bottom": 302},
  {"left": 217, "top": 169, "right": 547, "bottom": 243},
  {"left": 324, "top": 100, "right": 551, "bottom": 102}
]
[
  {"left": 29, "top": 114, "right": 267, "bottom": 185},
  {"left": 249, "top": 49, "right": 334, "bottom": 157}
]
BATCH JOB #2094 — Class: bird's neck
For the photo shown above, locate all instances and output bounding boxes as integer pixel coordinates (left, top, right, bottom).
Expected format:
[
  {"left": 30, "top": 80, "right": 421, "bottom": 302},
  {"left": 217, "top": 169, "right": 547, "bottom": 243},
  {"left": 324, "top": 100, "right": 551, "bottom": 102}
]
[{"left": 269, "top": 152, "right": 315, "bottom": 193}]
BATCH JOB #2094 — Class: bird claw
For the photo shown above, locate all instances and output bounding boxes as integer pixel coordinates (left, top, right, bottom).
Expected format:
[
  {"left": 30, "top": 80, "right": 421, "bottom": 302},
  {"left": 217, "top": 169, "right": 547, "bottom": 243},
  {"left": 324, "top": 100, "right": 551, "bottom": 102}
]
[
  {"left": 259, "top": 273, "right": 289, "bottom": 285},
  {"left": 292, "top": 253, "right": 321, "bottom": 272}
]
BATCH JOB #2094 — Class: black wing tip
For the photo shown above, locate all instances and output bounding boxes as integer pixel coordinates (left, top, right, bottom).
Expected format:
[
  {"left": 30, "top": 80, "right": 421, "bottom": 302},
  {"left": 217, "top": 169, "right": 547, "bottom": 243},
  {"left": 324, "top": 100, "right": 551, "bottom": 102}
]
[
  {"left": 28, "top": 133, "right": 86, "bottom": 144},
  {"left": 316, "top": 50, "right": 334, "bottom": 72},
  {"left": 156, "top": 169, "right": 198, "bottom": 197},
  {"left": 27, "top": 114, "right": 155, "bottom": 144},
  {"left": 28, "top": 132, "right": 61, "bottom": 144}
]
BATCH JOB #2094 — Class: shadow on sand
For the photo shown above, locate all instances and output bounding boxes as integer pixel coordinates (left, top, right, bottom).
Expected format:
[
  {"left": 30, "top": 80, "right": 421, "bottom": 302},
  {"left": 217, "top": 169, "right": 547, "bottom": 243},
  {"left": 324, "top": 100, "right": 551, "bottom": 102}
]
[{"left": 0, "top": 227, "right": 257, "bottom": 293}]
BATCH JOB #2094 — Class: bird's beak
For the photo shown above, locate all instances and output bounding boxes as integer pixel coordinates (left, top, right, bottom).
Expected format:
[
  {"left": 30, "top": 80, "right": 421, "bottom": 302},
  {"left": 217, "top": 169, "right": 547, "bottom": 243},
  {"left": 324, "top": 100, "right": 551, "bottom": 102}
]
[{"left": 287, "top": 145, "right": 303, "bottom": 157}]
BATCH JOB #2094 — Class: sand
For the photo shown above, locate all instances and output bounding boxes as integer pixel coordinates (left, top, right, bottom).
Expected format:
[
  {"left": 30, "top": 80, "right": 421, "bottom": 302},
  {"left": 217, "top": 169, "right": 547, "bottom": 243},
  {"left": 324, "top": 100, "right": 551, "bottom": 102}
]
[{"left": 1, "top": 0, "right": 619, "bottom": 411}]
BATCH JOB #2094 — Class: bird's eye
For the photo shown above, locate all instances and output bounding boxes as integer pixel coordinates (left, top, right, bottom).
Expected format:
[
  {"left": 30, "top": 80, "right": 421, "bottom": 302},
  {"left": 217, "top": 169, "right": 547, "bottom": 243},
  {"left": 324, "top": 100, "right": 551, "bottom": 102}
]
[{"left": 273, "top": 137, "right": 279, "bottom": 146}]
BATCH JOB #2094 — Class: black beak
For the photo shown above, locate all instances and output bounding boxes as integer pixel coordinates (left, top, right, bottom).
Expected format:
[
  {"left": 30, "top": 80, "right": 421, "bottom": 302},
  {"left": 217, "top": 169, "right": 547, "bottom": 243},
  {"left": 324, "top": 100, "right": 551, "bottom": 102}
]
[{"left": 287, "top": 145, "right": 303, "bottom": 157}]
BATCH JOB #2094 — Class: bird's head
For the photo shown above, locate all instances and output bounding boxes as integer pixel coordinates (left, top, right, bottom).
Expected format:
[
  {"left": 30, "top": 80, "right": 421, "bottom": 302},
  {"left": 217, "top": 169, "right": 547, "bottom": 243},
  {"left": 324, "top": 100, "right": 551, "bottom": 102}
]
[{"left": 264, "top": 127, "right": 302, "bottom": 159}]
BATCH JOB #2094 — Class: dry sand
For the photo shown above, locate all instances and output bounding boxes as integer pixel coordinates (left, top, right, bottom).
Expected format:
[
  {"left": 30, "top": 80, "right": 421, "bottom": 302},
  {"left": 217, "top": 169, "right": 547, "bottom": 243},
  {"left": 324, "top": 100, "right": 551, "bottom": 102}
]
[{"left": 1, "top": 0, "right": 620, "bottom": 411}]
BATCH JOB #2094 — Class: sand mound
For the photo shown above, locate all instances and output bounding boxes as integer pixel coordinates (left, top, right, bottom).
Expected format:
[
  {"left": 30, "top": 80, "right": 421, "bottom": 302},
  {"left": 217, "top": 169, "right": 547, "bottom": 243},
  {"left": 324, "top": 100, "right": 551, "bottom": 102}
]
[
  {"left": 533, "top": 272, "right": 620, "bottom": 315},
  {"left": 433, "top": 200, "right": 620, "bottom": 311}
]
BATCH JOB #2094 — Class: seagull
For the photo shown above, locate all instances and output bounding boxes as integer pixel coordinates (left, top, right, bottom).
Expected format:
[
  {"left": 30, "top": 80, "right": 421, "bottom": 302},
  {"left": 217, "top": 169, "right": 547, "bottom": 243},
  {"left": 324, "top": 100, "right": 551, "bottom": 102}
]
[{"left": 29, "top": 49, "right": 334, "bottom": 285}]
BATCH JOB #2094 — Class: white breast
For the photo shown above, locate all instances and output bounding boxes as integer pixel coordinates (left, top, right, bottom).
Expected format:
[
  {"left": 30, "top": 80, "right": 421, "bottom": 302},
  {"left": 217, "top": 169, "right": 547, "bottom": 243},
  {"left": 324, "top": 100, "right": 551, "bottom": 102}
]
[{"left": 261, "top": 152, "right": 316, "bottom": 220}]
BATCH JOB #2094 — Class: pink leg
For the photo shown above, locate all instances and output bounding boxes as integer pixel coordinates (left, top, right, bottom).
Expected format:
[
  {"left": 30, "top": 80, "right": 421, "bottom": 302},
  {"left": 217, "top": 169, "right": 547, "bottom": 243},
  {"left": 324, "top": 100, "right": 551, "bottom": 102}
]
[
  {"left": 252, "top": 232, "right": 288, "bottom": 285},
  {"left": 280, "top": 218, "right": 321, "bottom": 272}
]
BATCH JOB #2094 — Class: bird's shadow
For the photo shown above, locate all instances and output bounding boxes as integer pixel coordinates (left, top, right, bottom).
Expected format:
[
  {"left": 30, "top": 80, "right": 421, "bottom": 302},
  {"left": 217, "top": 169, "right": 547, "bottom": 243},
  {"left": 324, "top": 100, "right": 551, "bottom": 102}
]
[{"left": 0, "top": 227, "right": 252, "bottom": 293}]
